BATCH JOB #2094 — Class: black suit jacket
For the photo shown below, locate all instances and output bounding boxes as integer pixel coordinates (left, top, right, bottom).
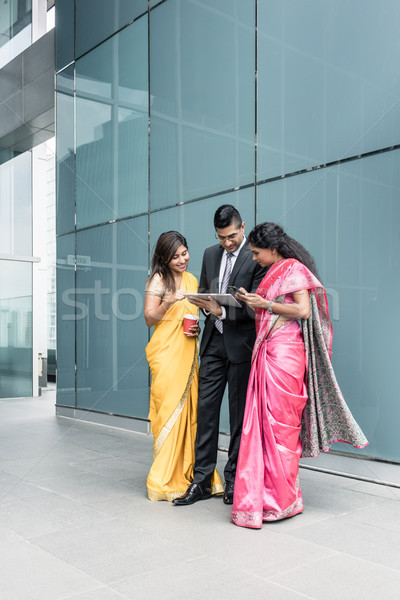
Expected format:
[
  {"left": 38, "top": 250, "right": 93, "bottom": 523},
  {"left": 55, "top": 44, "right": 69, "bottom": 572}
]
[{"left": 198, "top": 240, "right": 267, "bottom": 363}]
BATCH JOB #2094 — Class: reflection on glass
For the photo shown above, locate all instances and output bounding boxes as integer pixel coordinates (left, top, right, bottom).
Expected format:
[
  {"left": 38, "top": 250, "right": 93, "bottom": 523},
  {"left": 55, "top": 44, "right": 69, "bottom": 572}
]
[
  {"left": 55, "top": 0, "right": 74, "bottom": 71},
  {"left": 76, "top": 16, "right": 148, "bottom": 228},
  {"left": 150, "top": 0, "right": 255, "bottom": 208},
  {"left": 56, "top": 67, "right": 75, "bottom": 235},
  {"left": 258, "top": 0, "right": 400, "bottom": 180},
  {"left": 0, "top": 152, "right": 32, "bottom": 256},
  {"left": 257, "top": 148, "right": 400, "bottom": 461},
  {"left": 75, "top": 217, "right": 149, "bottom": 418},
  {"left": 75, "top": 0, "right": 148, "bottom": 57},
  {"left": 0, "top": 260, "right": 32, "bottom": 398},
  {"left": 56, "top": 234, "right": 76, "bottom": 406},
  {"left": 0, "top": 0, "right": 31, "bottom": 68}
]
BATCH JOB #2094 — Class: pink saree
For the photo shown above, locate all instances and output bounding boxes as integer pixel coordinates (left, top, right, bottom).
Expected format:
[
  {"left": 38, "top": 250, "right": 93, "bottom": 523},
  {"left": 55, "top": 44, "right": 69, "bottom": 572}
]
[{"left": 231, "top": 259, "right": 368, "bottom": 529}]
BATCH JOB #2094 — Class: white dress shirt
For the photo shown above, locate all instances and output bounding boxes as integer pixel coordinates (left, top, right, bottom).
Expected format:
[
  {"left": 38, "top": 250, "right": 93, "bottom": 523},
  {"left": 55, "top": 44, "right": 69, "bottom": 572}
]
[{"left": 217, "top": 236, "right": 246, "bottom": 320}]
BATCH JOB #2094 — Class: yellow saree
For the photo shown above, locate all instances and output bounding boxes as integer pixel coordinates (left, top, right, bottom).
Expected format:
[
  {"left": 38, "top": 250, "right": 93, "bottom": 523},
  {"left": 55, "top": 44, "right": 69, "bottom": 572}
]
[{"left": 146, "top": 271, "right": 223, "bottom": 501}]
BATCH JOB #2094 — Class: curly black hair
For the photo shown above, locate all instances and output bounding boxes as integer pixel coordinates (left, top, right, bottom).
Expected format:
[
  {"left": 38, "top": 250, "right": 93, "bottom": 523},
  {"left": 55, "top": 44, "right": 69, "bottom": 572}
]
[{"left": 248, "top": 222, "right": 320, "bottom": 279}]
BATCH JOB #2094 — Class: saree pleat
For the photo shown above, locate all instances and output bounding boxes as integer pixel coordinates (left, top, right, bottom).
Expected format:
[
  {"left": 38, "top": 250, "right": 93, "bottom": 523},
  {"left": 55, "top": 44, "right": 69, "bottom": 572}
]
[
  {"left": 146, "top": 271, "right": 223, "bottom": 501},
  {"left": 231, "top": 322, "right": 306, "bottom": 528},
  {"left": 231, "top": 259, "right": 368, "bottom": 528}
]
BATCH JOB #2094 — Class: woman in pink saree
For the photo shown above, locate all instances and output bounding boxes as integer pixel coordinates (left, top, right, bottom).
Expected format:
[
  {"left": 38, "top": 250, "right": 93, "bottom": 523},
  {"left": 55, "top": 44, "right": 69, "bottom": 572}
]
[{"left": 231, "top": 223, "right": 368, "bottom": 529}]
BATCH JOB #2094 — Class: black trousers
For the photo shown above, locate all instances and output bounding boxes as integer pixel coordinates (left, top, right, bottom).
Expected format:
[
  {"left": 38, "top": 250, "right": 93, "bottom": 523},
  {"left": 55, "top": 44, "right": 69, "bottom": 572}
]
[{"left": 193, "top": 327, "right": 251, "bottom": 488}]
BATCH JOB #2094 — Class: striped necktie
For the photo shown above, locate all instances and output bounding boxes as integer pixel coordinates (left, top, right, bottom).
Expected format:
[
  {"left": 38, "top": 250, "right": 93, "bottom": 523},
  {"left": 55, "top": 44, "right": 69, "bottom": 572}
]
[{"left": 215, "top": 252, "right": 234, "bottom": 333}]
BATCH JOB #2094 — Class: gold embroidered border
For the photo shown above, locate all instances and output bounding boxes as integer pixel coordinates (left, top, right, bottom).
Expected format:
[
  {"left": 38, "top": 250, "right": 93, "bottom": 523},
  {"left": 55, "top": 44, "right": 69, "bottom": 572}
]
[
  {"left": 231, "top": 510, "right": 263, "bottom": 528},
  {"left": 262, "top": 496, "right": 303, "bottom": 522},
  {"left": 211, "top": 483, "right": 224, "bottom": 495},
  {"left": 153, "top": 338, "right": 199, "bottom": 459},
  {"left": 147, "top": 489, "right": 188, "bottom": 502}
]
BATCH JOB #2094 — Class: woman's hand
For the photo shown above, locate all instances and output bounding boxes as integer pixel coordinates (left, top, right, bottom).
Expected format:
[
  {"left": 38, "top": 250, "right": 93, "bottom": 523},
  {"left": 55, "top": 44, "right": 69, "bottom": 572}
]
[
  {"left": 238, "top": 290, "right": 268, "bottom": 309},
  {"left": 144, "top": 289, "right": 185, "bottom": 327},
  {"left": 185, "top": 323, "right": 201, "bottom": 337},
  {"left": 164, "top": 289, "right": 186, "bottom": 308},
  {"left": 235, "top": 287, "right": 266, "bottom": 309}
]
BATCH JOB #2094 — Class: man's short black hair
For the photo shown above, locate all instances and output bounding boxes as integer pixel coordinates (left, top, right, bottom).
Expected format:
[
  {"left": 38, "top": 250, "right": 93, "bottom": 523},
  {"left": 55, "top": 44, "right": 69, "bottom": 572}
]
[{"left": 214, "top": 205, "right": 243, "bottom": 229}]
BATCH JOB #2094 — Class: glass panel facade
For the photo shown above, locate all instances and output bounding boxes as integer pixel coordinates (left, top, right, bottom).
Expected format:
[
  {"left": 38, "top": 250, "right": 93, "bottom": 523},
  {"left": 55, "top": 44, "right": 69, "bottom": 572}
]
[
  {"left": 56, "top": 65, "right": 75, "bottom": 235},
  {"left": 56, "top": 233, "right": 75, "bottom": 406},
  {"left": 55, "top": 0, "right": 400, "bottom": 463},
  {"left": 258, "top": 149, "right": 400, "bottom": 461},
  {"left": 0, "top": 260, "right": 32, "bottom": 398},
  {"left": 150, "top": 0, "right": 255, "bottom": 209},
  {"left": 0, "top": 152, "right": 32, "bottom": 255},
  {"left": 55, "top": 0, "right": 74, "bottom": 71},
  {"left": 76, "top": 217, "right": 149, "bottom": 417},
  {"left": 75, "top": 0, "right": 147, "bottom": 58},
  {"left": 76, "top": 16, "right": 148, "bottom": 228},
  {"left": 0, "top": 0, "right": 32, "bottom": 68},
  {"left": 257, "top": 0, "right": 400, "bottom": 180}
]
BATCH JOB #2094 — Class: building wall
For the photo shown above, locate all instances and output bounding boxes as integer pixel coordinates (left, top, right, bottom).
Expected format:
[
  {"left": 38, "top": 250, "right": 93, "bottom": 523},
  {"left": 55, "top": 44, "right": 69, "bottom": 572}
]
[
  {"left": 0, "top": 152, "right": 33, "bottom": 398},
  {"left": 55, "top": 0, "right": 400, "bottom": 461}
]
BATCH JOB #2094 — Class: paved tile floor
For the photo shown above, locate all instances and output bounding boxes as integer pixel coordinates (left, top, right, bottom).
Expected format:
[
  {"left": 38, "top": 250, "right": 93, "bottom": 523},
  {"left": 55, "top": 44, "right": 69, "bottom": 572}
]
[{"left": 1, "top": 389, "right": 400, "bottom": 600}]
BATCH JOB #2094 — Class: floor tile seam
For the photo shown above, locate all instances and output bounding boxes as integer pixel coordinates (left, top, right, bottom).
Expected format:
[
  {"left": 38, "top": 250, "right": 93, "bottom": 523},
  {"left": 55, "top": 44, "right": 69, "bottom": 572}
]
[
  {"left": 129, "top": 522, "right": 221, "bottom": 555},
  {"left": 263, "top": 549, "right": 341, "bottom": 582},
  {"left": 0, "top": 423, "right": 105, "bottom": 502},
  {"left": 192, "top": 554, "right": 319, "bottom": 586},
  {"left": 0, "top": 486, "right": 55, "bottom": 505},
  {"left": 106, "top": 554, "right": 210, "bottom": 588},
  {"left": 58, "top": 583, "right": 131, "bottom": 600},
  {"left": 26, "top": 486, "right": 142, "bottom": 508},
  {"left": 23, "top": 538, "right": 149, "bottom": 592},
  {"left": 21, "top": 538, "right": 112, "bottom": 588},
  {"left": 286, "top": 534, "right": 400, "bottom": 574},
  {"left": 19, "top": 512, "right": 121, "bottom": 543},
  {"left": 28, "top": 468, "right": 141, "bottom": 490},
  {"left": 12, "top": 470, "right": 101, "bottom": 484},
  {"left": 78, "top": 490, "right": 148, "bottom": 512},
  {"left": 304, "top": 503, "right": 400, "bottom": 534},
  {"left": 342, "top": 486, "right": 400, "bottom": 501},
  {"left": 277, "top": 521, "right": 359, "bottom": 554},
  {"left": 21, "top": 467, "right": 140, "bottom": 485},
  {"left": 328, "top": 502, "right": 382, "bottom": 519},
  {"left": 0, "top": 488, "right": 83, "bottom": 511},
  {"left": 28, "top": 514, "right": 120, "bottom": 547},
  {"left": 260, "top": 578, "right": 318, "bottom": 599},
  {"left": 0, "top": 526, "right": 36, "bottom": 547},
  {"left": 346, "top": 518, "right": 400, "bottom": 536},
  {"left": 324, "top": 549, "right": 400, "bottom": 576}
]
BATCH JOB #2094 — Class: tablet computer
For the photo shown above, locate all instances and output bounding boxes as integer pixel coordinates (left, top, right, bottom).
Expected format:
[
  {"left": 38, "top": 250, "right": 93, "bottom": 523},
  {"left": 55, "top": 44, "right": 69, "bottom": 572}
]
[{"left": 182, "top": 292, "right": 241, "bottom": 308}]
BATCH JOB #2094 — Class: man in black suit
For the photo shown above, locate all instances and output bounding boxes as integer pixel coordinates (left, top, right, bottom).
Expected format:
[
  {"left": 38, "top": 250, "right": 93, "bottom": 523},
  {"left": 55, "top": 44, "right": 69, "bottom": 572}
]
[{"left": 173, "top": 205, "right": 266, "bottom": 506}]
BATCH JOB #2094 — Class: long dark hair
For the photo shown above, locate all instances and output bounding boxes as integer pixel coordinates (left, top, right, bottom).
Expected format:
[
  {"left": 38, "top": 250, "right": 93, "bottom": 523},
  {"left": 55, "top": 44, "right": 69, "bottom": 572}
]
[
  {"left": 149, "top": 231, "right": 188, "bottom": 292},
  {"left": 248, "top": 222, "right": 320, "bottom": 279}
]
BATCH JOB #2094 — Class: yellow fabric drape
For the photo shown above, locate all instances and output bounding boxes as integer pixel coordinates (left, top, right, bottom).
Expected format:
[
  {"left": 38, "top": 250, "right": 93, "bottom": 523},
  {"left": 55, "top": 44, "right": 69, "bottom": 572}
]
[{"left": 146, "top": 271, "right": 223, "bottom": 501}]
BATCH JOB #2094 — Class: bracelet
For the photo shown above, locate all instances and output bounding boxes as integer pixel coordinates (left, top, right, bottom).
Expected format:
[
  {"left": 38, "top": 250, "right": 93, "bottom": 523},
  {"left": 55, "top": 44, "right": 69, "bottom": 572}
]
[{"left": 267, "top": 301, "right": 274, "bottom": 314}]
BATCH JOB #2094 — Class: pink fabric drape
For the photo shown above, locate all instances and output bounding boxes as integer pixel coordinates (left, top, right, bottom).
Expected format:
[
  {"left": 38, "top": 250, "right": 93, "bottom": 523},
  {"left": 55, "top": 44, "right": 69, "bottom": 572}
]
[{"left": 231, "top": 259, "right": 368, "bottom": 529}]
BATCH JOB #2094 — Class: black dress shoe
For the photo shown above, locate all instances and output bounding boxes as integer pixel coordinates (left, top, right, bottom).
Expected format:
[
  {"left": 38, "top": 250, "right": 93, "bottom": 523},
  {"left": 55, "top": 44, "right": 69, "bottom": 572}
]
[
  {"left": 223, "top": 481, "right": 234, "bottom": 505},
  {"left": 173, "top": 483, "right": 211, "bottom": 506}
]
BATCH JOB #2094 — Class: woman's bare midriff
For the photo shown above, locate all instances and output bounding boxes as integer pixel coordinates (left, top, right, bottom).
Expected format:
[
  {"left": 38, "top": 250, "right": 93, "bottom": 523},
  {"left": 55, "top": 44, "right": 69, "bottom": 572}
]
[{"left": 271, "top": 315, "right": 291, "bottom": 331}]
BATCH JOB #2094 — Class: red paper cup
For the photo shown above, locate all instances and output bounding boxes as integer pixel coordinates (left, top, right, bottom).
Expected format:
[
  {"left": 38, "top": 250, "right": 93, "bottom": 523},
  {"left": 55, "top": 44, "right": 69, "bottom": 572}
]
[{"left": 183, "top": 314, "right": 199, "bottom": 335}]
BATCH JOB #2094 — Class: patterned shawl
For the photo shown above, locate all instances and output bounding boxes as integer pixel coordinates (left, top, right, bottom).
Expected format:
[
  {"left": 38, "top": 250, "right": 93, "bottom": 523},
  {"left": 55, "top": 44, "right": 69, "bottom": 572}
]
[{"left": 253, "top": 258, "right": 368, "bottom": 457}]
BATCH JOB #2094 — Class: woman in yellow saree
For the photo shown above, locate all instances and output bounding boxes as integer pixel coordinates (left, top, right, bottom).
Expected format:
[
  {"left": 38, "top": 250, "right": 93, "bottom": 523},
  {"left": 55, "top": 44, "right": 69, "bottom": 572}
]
[{"left": 144, "top": 231, "right": 223, "bottom": 501}]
